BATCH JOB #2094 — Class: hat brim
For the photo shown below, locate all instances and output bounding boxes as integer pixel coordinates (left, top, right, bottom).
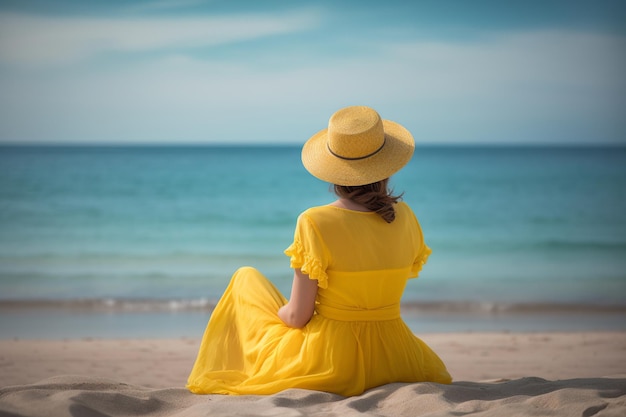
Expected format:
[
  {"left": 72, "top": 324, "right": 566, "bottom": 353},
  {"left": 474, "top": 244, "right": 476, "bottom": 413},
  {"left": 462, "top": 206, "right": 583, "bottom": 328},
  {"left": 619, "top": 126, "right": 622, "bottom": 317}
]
[{"left": 301, "top": 119, "right": 415, "bottom": 186}]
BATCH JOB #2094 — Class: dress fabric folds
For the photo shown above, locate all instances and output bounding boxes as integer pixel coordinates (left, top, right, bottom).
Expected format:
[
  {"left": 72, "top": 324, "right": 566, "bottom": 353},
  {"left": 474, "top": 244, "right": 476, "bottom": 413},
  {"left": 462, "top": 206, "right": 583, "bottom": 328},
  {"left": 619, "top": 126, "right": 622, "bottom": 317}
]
[{"left": 187, "top": 202, "right": 452, "bottom": 396}]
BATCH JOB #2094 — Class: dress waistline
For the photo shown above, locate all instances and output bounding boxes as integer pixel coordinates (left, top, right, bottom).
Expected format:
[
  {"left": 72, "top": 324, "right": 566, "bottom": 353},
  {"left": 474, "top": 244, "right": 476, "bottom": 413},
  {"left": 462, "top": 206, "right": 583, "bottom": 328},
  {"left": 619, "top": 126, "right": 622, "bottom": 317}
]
[{"left": 316, "top": 304, "right": 401, "bottom": 322}]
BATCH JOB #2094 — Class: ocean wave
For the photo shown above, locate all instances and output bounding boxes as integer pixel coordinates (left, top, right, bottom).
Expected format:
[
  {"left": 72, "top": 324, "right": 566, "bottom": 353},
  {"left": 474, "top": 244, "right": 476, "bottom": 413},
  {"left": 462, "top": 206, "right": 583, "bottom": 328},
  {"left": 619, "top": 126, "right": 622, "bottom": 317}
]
[
  {"left": 1, "top": 298, "right": 624, "bottom": 315},
  {"left": 416, "top": 239, "right": 626, "bottom": 253},
  {"left": 0, "top": 251, "right": 283, "bottom": 262},
  {"left": 0, "top": 298, "right": 219, "bottom": 313},
  {"left": 401, "top": 301, "right": 626, "bottom": 315}
]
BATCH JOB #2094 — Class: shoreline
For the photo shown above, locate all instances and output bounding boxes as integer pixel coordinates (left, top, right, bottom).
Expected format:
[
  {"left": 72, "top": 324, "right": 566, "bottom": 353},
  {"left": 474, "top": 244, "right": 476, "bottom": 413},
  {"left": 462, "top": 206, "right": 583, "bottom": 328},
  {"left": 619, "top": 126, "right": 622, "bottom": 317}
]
[
  {"left": 2, "top": 298, "right": 625, "bottom": 313},
  {"left": 1, "top": 303, "right": 624, "bottom": 340}
]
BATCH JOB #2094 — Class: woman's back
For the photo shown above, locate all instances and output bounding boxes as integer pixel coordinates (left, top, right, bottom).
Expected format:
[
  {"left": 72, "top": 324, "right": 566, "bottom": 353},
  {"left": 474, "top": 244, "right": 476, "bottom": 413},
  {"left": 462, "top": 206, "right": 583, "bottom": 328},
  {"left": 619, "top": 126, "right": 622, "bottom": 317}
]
[{"left": 292, "top": 202, "right": 430, "bottom": 312}]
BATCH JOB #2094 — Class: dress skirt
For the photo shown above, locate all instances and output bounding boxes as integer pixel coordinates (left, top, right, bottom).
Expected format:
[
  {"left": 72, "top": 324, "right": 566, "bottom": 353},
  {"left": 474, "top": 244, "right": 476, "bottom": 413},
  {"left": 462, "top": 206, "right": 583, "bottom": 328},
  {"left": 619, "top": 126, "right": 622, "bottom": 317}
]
[{"left": 187, "top": 267, "right": 452, "bottom": 396}]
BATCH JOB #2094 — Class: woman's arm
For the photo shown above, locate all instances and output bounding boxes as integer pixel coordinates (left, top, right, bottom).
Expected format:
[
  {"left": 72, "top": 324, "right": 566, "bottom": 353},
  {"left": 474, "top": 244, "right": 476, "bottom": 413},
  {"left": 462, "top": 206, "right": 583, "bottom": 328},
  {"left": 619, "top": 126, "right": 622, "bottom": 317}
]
[{"left": 278, "top": 268, "right": 318, "bottom": 328}]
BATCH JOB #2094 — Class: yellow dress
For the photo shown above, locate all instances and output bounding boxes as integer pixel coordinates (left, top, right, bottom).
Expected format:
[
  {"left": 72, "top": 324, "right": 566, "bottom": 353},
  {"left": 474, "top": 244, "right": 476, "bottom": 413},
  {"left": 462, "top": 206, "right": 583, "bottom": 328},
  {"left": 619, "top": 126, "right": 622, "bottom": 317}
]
[{"left": 187, "top": 202, "right": 452, "bottom": 396}]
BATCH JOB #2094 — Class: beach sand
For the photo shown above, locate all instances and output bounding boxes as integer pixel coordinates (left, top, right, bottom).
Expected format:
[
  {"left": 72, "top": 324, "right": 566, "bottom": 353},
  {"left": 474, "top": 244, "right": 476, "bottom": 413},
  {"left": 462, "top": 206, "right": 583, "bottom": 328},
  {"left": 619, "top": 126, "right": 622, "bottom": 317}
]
[{"left": 1, "top": 332, "right": 625, "bottom": 416}]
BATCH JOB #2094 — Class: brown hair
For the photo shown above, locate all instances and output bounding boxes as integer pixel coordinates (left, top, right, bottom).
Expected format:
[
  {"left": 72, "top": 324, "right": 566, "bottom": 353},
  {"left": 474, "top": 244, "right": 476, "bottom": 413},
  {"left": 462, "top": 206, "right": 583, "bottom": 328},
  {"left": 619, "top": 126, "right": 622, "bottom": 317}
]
[{"left": 333, "top": 178, "right": 402, "bottom": 223}]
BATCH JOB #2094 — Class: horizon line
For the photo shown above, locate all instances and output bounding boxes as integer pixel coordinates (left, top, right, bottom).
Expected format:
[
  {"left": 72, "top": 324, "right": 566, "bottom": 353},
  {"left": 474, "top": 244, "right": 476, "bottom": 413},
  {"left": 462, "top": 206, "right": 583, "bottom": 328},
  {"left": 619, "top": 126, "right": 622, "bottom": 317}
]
[{"left": 1, "top": 141, "right": 625, "bottom": 148}]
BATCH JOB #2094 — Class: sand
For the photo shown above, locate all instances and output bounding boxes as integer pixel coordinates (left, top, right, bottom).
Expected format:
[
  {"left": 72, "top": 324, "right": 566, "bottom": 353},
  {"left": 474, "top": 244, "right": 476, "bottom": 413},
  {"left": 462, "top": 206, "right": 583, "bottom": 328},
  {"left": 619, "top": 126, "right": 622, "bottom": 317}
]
[{"left": 1, "top": 332, "right": 625, "bottom": 416}]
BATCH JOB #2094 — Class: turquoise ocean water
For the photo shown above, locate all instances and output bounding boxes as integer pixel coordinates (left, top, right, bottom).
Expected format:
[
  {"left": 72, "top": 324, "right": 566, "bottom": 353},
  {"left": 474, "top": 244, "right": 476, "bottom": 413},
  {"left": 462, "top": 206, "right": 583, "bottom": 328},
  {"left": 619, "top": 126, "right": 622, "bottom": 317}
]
[{"left": 0, "top": 145, "right": 625, "bottom": 338}]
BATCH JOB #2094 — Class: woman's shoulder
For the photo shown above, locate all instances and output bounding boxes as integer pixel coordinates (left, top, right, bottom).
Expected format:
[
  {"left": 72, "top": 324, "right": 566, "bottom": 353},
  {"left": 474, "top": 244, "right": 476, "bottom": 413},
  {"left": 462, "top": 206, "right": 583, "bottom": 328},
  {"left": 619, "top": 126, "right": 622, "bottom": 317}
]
[
  {"left": 393, "top": 201, "right": 414, "bottom": 217},
  {"left": 395, "top": 201, "right": 410, "bottom": 211},
  {"left": 296, "top": 204, "right": 371, "bottom": 232},
  {"left": 394, "top": 201, "right": 422, "bottom": 228},
  {"left": 298, "top": 205, "right": 341, "bottom": 223}
]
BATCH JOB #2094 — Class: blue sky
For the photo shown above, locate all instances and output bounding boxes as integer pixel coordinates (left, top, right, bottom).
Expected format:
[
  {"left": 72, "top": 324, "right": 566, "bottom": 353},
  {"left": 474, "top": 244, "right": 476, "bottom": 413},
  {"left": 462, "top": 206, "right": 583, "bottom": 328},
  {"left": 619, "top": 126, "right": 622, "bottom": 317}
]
[{"left": 0, "top": 0, "right": 624, "bottom": 145}]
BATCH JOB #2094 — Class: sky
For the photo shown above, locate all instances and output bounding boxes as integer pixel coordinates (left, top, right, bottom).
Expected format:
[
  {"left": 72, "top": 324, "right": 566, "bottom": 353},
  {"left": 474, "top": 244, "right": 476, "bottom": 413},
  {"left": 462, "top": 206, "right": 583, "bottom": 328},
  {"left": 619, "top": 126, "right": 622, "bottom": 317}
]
[{"left": 0, "top": 0, "right": 625, "bottom": 145}]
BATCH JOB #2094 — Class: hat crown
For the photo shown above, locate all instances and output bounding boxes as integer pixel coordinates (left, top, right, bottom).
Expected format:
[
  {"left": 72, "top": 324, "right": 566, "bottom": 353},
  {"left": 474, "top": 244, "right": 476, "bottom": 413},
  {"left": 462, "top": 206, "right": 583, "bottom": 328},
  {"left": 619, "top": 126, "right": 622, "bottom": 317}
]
[{"left": 327, "top": 106, "right": 385, "bottom": 160}]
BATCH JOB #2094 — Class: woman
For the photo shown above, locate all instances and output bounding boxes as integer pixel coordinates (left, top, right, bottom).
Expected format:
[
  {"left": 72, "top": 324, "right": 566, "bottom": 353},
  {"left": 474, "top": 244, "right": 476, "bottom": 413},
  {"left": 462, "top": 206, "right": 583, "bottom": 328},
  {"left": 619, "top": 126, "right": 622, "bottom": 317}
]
[{"left": 187, "top": 106, "right": 452, "bottom": 396}]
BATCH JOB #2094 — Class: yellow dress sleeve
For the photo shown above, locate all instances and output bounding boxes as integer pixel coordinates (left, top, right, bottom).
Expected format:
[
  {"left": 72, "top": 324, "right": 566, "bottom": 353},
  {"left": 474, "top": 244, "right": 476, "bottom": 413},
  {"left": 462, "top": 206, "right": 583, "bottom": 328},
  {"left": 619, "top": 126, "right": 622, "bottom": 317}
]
[
  {"left": 284, "top": 212, "right": 330, "bottom": 288},
  {"left": 410, "top": 244, "right": 432, "bottom": 278},
  {"left": 407, "top": 203, "right": 432, "bottom": 279}
]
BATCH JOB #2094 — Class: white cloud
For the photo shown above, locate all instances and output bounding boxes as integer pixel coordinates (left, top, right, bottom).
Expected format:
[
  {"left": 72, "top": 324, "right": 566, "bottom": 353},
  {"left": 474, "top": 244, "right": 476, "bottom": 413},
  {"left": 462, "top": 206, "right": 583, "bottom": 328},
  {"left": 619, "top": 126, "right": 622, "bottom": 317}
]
[
  {"left": 376, "top": 30, "right": 626, "bottom": 142},
  {"left": 0, "top": 23, "right": 624, "bottom": 144},
  {"left": 387, "top": 30, "right": 626, "bottom": 90},
  {"left": 0, "top": 11, "right": 319, "bottom": 66}
]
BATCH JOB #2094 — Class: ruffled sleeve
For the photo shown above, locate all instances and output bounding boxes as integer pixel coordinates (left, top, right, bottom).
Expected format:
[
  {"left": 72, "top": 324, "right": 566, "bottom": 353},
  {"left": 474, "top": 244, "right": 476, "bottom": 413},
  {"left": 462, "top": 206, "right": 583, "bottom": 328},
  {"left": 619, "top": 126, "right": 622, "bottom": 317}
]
[
  {"left": 406, "top": 203, "right": 432, "bottom": 279},
  {"left": 284, "top": 212, "right": 330, "bottom": 289},
  {"left": 409, "top": 244, "right": 432, "bottom": 278}
]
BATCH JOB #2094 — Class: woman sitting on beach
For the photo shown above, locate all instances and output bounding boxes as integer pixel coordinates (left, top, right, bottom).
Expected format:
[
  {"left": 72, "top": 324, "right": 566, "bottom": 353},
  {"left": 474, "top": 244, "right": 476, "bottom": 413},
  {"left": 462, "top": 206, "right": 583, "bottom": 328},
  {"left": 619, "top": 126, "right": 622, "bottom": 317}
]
[{"left": 187, "top": 106, "right": 452, "bottom": 396}]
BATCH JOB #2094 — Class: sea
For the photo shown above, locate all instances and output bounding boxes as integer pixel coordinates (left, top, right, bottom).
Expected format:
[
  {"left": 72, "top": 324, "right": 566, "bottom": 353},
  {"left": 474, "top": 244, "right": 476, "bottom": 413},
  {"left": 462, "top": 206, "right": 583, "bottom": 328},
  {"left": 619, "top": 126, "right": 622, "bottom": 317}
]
[{"left": 0, "top": 145, "right": 625, "bottom": 339}]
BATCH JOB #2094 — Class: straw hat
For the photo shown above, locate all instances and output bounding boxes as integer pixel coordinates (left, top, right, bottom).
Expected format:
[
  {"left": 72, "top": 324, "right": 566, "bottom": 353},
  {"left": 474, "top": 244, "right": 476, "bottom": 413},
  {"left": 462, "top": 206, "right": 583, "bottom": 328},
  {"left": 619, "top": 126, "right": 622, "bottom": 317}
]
[{"left": 302, "top": 106, "right": 415, "bottom": 186}]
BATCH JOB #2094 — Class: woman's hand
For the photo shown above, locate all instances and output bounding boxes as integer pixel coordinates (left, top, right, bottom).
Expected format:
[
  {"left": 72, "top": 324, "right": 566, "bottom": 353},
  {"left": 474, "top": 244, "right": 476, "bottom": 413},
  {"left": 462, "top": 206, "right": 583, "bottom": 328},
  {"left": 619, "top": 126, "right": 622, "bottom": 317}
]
[{"left": 278, "top": 269, "right": 318, "bottom": 328}]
